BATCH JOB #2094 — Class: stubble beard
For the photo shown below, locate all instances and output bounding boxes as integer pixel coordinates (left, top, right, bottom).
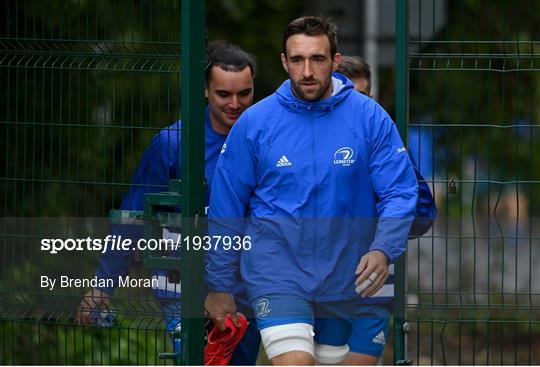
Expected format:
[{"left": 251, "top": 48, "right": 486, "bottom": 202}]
[{"left": 291, "top": 76, "right": 333, "bottom": 102}]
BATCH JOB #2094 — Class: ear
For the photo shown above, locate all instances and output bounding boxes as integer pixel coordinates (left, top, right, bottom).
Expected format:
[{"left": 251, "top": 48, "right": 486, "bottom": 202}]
[
  {"left": 204, "top": 86, "right": 208, "bottom": 98},
  {"left": 280, "top": 53, "right": 288, "bottom": 73},
  {"left": 332, "top": 52, "right": 342, "bottom": 72}
]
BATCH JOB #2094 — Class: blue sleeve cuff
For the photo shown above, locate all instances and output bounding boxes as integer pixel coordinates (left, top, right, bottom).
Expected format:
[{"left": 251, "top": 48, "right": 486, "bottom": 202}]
[{"left": 368, "top": 246, "right": 393, "bottom": 264}]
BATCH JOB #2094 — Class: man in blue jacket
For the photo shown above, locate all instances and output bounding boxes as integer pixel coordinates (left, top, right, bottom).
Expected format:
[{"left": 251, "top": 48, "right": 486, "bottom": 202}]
[
  {"left": 76, "top": 41, "right": 261, "bottom": 365},
  {"left": 205, "top": 17, "right": 418, "bottom": 365}
]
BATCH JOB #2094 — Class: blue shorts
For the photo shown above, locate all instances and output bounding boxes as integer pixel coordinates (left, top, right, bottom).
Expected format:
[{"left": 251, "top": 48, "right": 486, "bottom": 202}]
[
  {"left": 348, "top": 304, "right": 390, "bottom": 357},
  {"left": 252, "top": 294, "right": 355, "bottom": 347},
  {"left": 252, "top": 294, "right": 390, "bottom": 357}
]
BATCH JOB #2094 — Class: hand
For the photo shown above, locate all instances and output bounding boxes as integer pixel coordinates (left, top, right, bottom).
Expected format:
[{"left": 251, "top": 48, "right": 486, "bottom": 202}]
[
  {"left": 75, "top": 288, "right": 112, "bottom": 325},
  {"left": 354, "top": 250, "right": 389, "bottom": 298},
  {"left": 204, "top": 291, "right": 240, "bottom": 331}
]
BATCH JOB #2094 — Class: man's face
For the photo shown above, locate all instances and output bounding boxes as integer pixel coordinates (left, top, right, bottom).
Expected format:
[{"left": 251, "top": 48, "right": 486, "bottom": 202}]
[
  {"left": 281, "top": 34, "right": 341, "bottom": 101},
  {"left": 205, "top": 66, "right": 254, "bottom": 134}
]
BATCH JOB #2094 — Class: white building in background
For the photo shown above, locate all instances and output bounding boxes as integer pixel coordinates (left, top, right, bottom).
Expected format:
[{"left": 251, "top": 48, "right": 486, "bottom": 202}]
[{"left": 305, "top": 0, "right": 446, "bottom": 100}]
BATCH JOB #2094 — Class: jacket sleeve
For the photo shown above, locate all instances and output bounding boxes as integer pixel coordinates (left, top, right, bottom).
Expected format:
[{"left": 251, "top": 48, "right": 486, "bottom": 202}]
[
  {"left": 95, "top": 125, "right": 181, "bottom": 295},
  {"left": 366, "top": 106, "right": 418, "bottom": 262},
  {"left": 205, "top": 115, "right": 257, "bottom": 293}
]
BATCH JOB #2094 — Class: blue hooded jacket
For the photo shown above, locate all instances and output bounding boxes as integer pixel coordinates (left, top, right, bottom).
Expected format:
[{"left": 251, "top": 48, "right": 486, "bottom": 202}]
[{"left": 206, "top": 75, "right": 418, "bottom": 302}]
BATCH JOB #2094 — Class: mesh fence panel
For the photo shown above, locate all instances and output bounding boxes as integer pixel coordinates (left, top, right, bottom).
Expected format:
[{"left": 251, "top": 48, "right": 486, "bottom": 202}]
[
  {"left": 1, "top": 0, "right": 182, "bottom": 364},
  {"left": 403, "top": 0, "right": 540, "bottom": 364}
]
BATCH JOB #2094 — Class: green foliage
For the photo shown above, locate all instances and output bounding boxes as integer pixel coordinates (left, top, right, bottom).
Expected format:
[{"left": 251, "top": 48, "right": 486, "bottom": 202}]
[
  {"left": 0, "top": 0, "right": 303, "bottom": 217},
  {"left": 0, "top": 230, "right": 170, "bottom": 364},
  {"left": 0, "top": 319, "right": 171, "bottom": 365},
  {"left": 407, "top": 0, "right": 540, "bottom": 215},
  {"left": 207, "top": 0, "right": 303, "bottom": 97}
]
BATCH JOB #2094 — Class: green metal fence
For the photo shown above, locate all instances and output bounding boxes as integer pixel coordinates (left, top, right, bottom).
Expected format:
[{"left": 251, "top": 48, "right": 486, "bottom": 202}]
[
  {"left": 3, "top": 0, "right": 540, "bottom": 365},
  {"left": 1, "top": 0, "right": 206, "bottom": 364},
  {"left": 395, "top": 0, "right": 540, "bottom": 364}
]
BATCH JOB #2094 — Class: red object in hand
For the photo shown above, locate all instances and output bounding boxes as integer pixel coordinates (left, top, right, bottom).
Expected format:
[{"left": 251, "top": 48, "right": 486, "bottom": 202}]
[{"left": 204, "top": 313, "right": 249, "bottom": 366}]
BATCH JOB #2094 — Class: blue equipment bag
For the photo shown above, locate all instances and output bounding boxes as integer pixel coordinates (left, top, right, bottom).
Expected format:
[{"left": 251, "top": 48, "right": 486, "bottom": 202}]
[{"left": 407, "top": 151, "right": 437, "bottom": 239}]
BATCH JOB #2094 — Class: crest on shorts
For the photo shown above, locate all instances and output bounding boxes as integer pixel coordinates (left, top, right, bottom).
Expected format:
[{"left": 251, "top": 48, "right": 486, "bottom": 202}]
[{"left": 255, "top": 298, "right": 271, "bottom": 318}]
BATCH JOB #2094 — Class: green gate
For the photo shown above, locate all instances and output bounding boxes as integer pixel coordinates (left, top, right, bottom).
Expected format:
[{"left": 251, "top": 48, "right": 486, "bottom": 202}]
[
  {"left": 394, "top": 0, "right": 540, "bottom": 364},
  {"left": 1, "top": 0, "right": 205, "bottom": 364}
]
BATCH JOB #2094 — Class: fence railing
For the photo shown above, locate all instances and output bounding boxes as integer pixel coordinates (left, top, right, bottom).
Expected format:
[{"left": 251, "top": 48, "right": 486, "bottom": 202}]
[{"left": 394, "top": 0, "right": 540, "bottom": 364}]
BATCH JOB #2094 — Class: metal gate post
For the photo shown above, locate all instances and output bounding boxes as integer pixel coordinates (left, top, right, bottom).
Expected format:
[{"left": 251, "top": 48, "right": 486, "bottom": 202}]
[
  {"left": 394, "top": 0, "right": 410, "bottom": 365},
  {"left": 180, "top": 0, "right": 206, "bottom": 364}
]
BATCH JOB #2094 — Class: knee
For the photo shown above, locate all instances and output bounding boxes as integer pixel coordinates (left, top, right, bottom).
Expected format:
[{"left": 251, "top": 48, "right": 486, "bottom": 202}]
[{"left": 271, "top": 350, "right": 314, "bottom": 365}]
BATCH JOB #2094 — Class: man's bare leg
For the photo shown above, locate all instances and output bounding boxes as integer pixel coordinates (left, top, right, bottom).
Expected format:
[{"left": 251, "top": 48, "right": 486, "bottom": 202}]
[
  {"left": 342, "top": 351, "right": 379, "bottom": 365},
  {"left": 271, "top": 350, "right": 315, "bottom": 365}
]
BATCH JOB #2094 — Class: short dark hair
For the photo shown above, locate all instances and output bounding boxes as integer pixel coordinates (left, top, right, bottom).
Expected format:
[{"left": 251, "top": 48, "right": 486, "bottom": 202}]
[
  {"left": 205, "top": 40, "right": 257, "bottom": 84},
  {"left": 337, "top": 55, "right": 371, "bottom": 93},
  {"left": 282, "top": 16, "right": 338, "bottom": 57}
]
